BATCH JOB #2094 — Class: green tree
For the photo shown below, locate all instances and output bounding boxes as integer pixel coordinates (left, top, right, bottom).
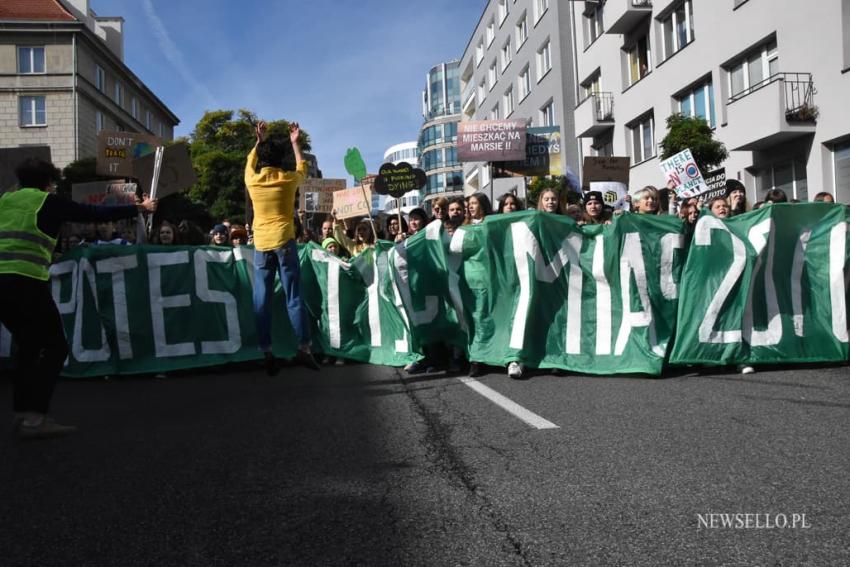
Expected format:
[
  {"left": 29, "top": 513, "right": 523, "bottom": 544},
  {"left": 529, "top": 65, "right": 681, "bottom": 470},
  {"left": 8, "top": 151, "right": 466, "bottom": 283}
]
[
  {"left": 659, "top": 114, "right": 728, "bottom": 174},
  {"left": 187, "top": 109, "right": 311, "bottom": 222}
]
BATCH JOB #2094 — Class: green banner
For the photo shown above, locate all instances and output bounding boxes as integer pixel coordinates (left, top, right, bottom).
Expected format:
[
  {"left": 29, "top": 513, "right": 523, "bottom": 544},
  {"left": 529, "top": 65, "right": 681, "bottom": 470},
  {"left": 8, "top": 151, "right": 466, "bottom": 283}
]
[
  {"left": 1, "top": 206, "right": 847, "bottom": 377},
  {"left": 670, "top": 203, "right": 850, "bottom": 365}
]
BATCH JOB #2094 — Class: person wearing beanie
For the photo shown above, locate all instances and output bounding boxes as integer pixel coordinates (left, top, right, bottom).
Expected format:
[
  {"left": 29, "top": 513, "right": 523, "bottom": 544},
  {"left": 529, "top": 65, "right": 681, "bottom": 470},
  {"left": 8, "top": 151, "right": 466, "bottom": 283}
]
[
  {"left": 211, "top": 224, "right": 230, "bottom": 246},
  {"left": 583, "top": 191, "right": 611, "bottom": 225},
  {"left": 322, "top": 237, "right": 339, "bottom": 256},
  {"left": 726, "top": 179, "right": 748, "bottom": 216}
]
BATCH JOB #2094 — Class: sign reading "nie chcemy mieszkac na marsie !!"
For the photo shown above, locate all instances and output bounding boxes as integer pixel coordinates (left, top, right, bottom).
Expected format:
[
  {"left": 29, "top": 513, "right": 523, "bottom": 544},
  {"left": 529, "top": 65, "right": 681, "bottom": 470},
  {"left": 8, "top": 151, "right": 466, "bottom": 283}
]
[{"left": 457, "top": 119, "right": 526, "bottom": 162}]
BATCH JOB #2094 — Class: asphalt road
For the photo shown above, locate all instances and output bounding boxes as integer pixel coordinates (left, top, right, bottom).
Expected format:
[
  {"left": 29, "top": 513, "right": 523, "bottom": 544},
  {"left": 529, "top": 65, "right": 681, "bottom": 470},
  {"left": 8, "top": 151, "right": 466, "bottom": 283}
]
[{"left": 2, "top": 360, "right": 849, "bottom": 566}]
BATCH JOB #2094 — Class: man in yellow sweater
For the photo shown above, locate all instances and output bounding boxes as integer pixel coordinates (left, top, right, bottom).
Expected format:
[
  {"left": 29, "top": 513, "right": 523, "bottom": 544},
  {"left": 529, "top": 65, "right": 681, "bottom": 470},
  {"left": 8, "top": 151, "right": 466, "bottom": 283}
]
[{"left": 245, "top": 121, "right": 318, "bottom": 373}]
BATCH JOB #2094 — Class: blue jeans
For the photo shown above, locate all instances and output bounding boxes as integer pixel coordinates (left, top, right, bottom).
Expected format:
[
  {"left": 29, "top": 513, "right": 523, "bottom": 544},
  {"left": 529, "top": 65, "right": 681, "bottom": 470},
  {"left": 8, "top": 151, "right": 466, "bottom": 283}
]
[{"left": 253, "top": 240, "right": 310, "bottom": 350}]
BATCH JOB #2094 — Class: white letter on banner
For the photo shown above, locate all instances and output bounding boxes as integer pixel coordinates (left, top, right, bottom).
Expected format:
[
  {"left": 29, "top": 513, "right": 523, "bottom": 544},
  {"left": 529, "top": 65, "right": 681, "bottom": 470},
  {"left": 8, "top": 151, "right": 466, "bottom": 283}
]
[
  {"left": 830, "top": 222, "right": 848, "bottom": 342},
  {"left": 311, "top": 249, "right": 350, "bottom": 349},
  {"left": 660, "top": 233, "right": 685, "bottom": 300},
  {"left": 791, "top": 229, "right": 811, "bottom": 337},
  {"left": 695, "top": 216, "right": 746, "bottom": 344},
  {"left": 96, "top": 254, "right": 138, "bottom": 360},
  {"left": 742, "top": 219, "right": 782, "bottom": 347},
  {"left": 510, "top": 222, "right": 582, "bottom": 353},
  {"left": 194, "top": 249, "right": 241, "bottom": 355},
  {"left": 447, "top": 229, "right": 469, "bottom": 332},
  {"left": 148, "top": 251, "right": 195, "bottom": 357},
  {"left": 50, "top": 260, "right": 77, "bottom": 366},
  {"left": 592, "top": 234, "right": 612, "bottom": 355},
  {"left": 74, "top": 258, "right": 111, "bottom": 362},
  {"left": 391, "top": 231, "right": 439, "bottom": 326},
  {"left": 614, "top": 233, "right": 661, "bottom": 356},
  {"left": 387, "top": 248, "right": 411, "bottom": 352}
]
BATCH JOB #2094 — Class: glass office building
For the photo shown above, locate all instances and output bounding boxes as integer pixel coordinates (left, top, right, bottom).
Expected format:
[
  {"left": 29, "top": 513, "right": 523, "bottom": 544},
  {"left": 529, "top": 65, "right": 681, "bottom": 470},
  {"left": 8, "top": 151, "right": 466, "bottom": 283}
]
[{"left": 418, "top": 60, "right": 464, "bottom": 201}]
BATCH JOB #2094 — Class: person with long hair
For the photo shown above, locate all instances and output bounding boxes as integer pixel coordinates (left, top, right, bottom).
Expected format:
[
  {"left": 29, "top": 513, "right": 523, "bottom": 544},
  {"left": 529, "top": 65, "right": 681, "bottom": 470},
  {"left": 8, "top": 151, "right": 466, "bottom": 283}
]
[
  {"left": 496, "top": 193, "right": 525, "bottom": 214},
  {"left": 537, "top": 188, "right": 562, "bottom": 214},
  {"left": 333, "top": 215, "right": 376, "bottom": 256},
  {"left": 155, "top": 220, "right": 180, "bottom": 245},
  {"left": 407, "top": 208, "right": 429, "bottom": 236},
  {"left": 384, "top": 215, "right": 408, "bottom": 243},
  {"left": 465, "top": 192, "right": 492, "bottom": 225},
  {"left": 814, "top": 191, "right": 835, "bottom": 203},
  {"left": 726, "top": 180, "right": 749, "bottom": 216},
  {"left": 582, "top": 191, "right": 611, "bottom": 225}
]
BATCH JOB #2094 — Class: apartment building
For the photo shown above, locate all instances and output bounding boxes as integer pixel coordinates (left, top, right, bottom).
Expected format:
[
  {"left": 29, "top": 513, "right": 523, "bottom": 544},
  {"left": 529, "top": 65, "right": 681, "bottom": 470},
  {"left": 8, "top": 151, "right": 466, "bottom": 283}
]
[
  {"left": 418, "top": 60, "right": 464, "bottom": 204},
  {"left": 569, "top": 0, "right": 850, "bottom": 202},
  {"left": 459, "top": 0, "right": 579, "bottom": 202},
  {"left": 0, "top": 0, "right": 178, "bottom": 173}
]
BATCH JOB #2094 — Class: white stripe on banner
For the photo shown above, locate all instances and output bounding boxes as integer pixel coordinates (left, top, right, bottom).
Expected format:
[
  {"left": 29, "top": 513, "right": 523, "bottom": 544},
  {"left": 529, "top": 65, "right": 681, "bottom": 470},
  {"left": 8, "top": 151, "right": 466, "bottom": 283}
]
[{"left": 458, "top": 377, "right": 559, "bottom": 430}]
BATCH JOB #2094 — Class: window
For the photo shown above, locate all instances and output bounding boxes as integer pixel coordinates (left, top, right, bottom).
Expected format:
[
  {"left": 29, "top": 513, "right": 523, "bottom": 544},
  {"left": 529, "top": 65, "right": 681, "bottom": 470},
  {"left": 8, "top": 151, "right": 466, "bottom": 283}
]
[
  {"left": 581, "top": 71, "right": 601, "bottom": 102},
  {"left": 755, "top": 158, "right": 808, "bottom": 200},
  {"left": 677, "top": 79, "right": 716, "bottom": 128},
  {"left": 146, "top": 110, "right": 152, "bottom": 130},
  {"left": 159, "top": 122, "right": 165, "bottom": 137},
  {"left": 661, "top": 1, "right": 694, "bottom": 60},
  {"left": 516, "top": 14, "right": 528, "bottom": 47},
  {"left": 537, "top": 39, "right": 552, "bottom": 80},
  {"left": 96, "top": 65, "right": 106, "bottom": 92},
  {"left": 477, "top": 79, "right": 487, "bottom": 104},
  {"left": 629, "top": 114, "right": 655, "bottom": 164},
  {"left": 476, "top": 40, "right": 484, "bottom": 66},
  {"left": 498, "top": 0, "right": 509, "bottom": 25},
  {"left": 131, "top": 97, "right": 138, "bottom": 120},
  {"left": 833, "top": 142, "right": 850, "bottom": 199},
  {"left": 535, "top": 0, "right": 549, "bottom": 23},
  {"left": 584, "top": 4, "right": 604, "bottom": 47},
  {"left": 500, "top": 39, "right": 512, "bottom": 71},
  {"left": 728, "top": 41, "right": 779, "bottom": 99},
  {"left": 540, "top": 99, "right": 555, "bottom": 127},
  {"left": 96, "top": 111, "right": 104, "bottom": 133},
  {"left": 19, "top": 96, "right": 46, "bottom": 127},
  {"left": 490, "top": 103, "right": 501, "bottom": 121},
  {"left": 488, "top": 61, "right": 498, "bottom": 90},
  {"left": 113, "top": 82, "right": 123, "bottom": 106},
  {"left": 518, "top": 66, "right": 531, "bottom": 100},
  {"left": 487, "top": 18, "right": 496, "bottom": 46},
  {"left": 626, "top": 34, "right": 652, "bottom": 85},
  {"left": 18, "top": 47, "right": 45, "bottom": 74},
  {"left": 504, "top": 87, "right": 515, "bottom": 116}
]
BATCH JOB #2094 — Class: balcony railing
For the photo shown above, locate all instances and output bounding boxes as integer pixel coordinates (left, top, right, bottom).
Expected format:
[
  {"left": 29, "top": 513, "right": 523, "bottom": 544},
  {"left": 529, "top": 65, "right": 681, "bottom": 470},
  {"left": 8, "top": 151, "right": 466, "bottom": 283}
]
[
  {"left": 631, "top": 0, "right": 652, "bottom": 6},
  {"left": 590, "top": 92, "right": 614, "bottom": 121},
  {"left": 729, "top": 72, "right": 816, "bottom": 117}
]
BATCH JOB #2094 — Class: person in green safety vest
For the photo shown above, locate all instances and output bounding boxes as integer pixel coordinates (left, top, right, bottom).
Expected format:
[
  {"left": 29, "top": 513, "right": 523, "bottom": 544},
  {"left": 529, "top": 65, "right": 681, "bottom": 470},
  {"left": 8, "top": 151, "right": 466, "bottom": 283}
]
[{"left": 0, "top": 158, "right": 157, "bottom": 440}]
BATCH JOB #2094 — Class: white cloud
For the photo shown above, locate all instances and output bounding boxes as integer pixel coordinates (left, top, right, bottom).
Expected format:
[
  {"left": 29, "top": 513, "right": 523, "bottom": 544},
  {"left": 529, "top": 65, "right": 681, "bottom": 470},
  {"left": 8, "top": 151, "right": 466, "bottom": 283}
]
[{"left": 140, "top": 0, "right": 218, "bottom": 108}]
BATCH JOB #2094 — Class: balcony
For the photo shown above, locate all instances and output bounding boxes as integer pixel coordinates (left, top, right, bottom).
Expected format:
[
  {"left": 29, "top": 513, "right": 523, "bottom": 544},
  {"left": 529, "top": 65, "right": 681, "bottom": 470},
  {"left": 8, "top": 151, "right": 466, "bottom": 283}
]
[
  {"left": 574, "top": 92, "right": 615, "bottom": 138},
  {"left": 605, "top": 0, "right": 653, "bottom": 34},
  {"left": 724, "top": 73, "right": 817, "bottom": 151},
  {"left": 462, "top": 82, "right": 476, "bottom": 116}
]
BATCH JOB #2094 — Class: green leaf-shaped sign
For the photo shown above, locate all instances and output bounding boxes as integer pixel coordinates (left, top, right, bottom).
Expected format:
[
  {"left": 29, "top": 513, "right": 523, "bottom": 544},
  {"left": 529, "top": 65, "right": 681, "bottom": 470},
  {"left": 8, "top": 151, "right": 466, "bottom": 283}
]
[{"left": 344, "top": 147, "right": 367, "bottom": 183}]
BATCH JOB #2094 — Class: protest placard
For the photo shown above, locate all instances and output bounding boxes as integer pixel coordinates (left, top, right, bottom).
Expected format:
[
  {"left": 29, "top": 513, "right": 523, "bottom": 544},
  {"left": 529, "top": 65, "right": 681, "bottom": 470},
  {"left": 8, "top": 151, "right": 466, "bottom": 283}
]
[
  {"left": 333, "top": 186, "right": 372, "bottom": 220},
  {"left": 492, "top": 127, "right": 562, "bottom": 177},
  {"left": 96, "top": 130, "right": 161, "bottom": 177},
  {"left": 457, "top": 119, "right": 526, "bottom": 162},
  {"left": 582, "top": 156, "right": 630, "bottom": 188},
  {"left": 701, "top": 168, "right": 727, "bottom": 201},
  {"left": 373, "top": 162, "right": 427, "bottom": 198},
  {"left": 133, "top": 142, "right": 196, "bottom": 199},
  {"left": 298, "top": 178, "right": 346, "bottom": 213},
  {"left": 71, "top": 180, "right": 138, "bottom": 206},
  {"left": 659, "top": 149, "right": 709, "bottom": 200}
]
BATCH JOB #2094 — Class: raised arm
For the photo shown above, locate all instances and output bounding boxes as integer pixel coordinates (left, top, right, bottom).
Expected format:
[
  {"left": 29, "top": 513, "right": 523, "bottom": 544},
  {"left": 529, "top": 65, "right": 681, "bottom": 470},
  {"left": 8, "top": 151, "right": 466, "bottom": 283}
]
[{"left": 290, "top": 122, "right": 304, "bottom": 167}]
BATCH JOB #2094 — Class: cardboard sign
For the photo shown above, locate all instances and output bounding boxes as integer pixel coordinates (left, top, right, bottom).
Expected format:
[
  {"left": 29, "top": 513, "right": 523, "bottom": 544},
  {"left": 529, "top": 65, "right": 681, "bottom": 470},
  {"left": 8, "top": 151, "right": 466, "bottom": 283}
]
[
  {"left": 0, "top": 146, "right": 52, "bottom": 193},
  {"left": 71, "top": 180, "right": 138, "bottom": 206},
  {"left": 332, "top": 186, "right": 372, "bottom": 220},
  {"left": 298, "top": 178, "right": 346, "bottom": 213},
  {"left": 701, "top": 168, "right": 727, "bottom": 201},
  {"left": 457, "top": 119, "right": 526, "bottom": 162},
  {"left": 589, "top": 181, "right": 628, "bottom": 210},
  {"left": 492, "top": 126, "right": 562, "bottom": 177},
  {"left": 133, "top": 142, "right": 196, "bottom": 199},
  {"left": 659, "top": 149, "right": 709, "bottom": 199},
  {"left": 373, "top": 162, "right": 426, "bottom": 198},
  {"left": 96, "top": 130, "right": 161, "bottom": 176},
  {"left": 582, "top": 156, "right": 630, "bottom": 190}
]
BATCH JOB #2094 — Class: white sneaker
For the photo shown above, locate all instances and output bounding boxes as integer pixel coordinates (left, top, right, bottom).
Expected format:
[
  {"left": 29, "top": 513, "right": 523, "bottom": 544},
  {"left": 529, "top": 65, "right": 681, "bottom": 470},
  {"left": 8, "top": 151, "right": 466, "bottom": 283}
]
[
  {"left": 507, "top": 361, "right": 523, "bottom": 379},
  {"left": 739, "top": 365, "right": 755, "bottom": 375},
  {"left": 17, "top": 417, "right": 77, "bottom": 440}
]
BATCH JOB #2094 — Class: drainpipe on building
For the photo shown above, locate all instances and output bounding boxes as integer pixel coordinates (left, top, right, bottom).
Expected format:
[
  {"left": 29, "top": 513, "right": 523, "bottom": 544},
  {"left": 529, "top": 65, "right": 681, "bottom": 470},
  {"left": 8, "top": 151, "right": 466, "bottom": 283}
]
[
  {"left": 569, "top": 4, "right": 584, "bottom": 186},
  {"left": 72, "top": 32, "right": 78, "bottom": 162}
]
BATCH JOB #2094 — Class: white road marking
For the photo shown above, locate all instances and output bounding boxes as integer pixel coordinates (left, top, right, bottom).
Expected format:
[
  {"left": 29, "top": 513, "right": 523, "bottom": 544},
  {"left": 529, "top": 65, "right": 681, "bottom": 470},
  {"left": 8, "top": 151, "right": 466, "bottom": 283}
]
[{"left": 458, "top": 377, "right": 559, "bottom": 430}]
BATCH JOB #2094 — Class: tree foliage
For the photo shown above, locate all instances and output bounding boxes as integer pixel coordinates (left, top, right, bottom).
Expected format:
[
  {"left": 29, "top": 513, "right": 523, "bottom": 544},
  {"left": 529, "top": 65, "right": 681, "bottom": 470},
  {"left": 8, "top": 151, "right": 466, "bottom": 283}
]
[
  {"left": 186, "top": 109, "right": 312, "bottom": 221},
  {"left": 659, "top": 114, "right": 728, "bottom": 174}
]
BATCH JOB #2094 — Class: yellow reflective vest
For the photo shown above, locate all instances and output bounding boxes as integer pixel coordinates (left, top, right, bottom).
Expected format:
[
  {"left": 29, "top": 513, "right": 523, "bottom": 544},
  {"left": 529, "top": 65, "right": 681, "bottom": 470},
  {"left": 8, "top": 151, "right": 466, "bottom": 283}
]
[{"left": 0, "top": 188, "right": 56, "bottom": 281}]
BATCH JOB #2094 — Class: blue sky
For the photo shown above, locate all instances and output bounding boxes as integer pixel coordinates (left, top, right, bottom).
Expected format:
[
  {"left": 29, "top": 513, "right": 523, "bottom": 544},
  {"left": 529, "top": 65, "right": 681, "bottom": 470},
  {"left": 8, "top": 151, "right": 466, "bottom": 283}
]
[{"left": 94, "top": 0, "right": 487, "bottom": 181}]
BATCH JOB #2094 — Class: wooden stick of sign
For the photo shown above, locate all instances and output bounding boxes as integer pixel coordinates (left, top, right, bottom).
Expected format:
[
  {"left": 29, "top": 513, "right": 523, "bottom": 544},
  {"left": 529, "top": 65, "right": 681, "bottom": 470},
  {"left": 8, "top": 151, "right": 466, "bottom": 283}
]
[{"left": 359, "top": 178, "right": 378, "bottom": 241}]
